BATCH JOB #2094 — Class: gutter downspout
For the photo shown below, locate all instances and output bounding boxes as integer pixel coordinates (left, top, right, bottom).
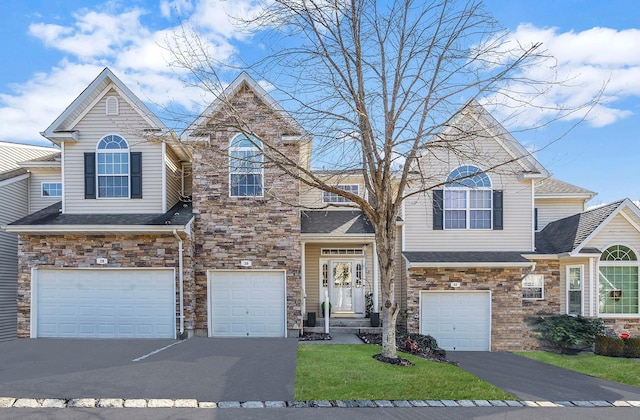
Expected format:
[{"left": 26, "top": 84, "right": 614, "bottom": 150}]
[{"left": 173, "top": 229, "right": 184, "bottom": 338}]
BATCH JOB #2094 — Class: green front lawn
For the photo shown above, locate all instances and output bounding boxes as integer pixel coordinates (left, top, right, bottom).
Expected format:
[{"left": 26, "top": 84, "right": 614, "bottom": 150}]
[
  {"left": 516, "top": 352, "right": 640, "bottom": 388},
  {"left": 295, "top": 344, "right": 514, "bottom": 401}
]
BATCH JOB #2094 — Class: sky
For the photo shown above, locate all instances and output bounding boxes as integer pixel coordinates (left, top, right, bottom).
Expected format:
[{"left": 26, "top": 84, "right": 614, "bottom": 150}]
[{"left": 0, "top": 0, "right": 638, "bottom": 206}]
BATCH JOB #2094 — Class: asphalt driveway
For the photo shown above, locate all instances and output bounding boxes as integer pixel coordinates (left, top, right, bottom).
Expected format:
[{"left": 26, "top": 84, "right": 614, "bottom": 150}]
[
  {"left": 452, "top": 351, "right": 640, "bottom": 401},
  {"left": 0, "top": 337, "right": 297, "bottom": 401}
]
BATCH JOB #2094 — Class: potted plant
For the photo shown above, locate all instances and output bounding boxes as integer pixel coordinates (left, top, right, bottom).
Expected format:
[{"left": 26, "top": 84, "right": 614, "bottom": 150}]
[{"left": 321, "top": 301, "right": 331, "bottom": 317}]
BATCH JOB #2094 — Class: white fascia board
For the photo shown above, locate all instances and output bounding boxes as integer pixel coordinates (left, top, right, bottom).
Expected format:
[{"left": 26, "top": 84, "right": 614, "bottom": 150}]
[
  {"left": 535, "top": 194, "right": 595, "bottom": 200},
  {"left": 300, "top": 234, "right": 375, "bottom": 243},
  {"left": 0, "top": 173, "right": 30, "bottom": 187},
  {"left": 5, "top": 225, "right": 187, "bottom": 234},
  {"left": 521, "top": 253, "right": 560, "bottom": 260},
  {"left": 406, "top": 261, "right": 534, "bottom": 269}
]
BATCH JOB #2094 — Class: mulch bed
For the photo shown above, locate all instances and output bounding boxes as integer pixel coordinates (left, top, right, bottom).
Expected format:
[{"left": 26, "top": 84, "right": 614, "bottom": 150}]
[
  {"left": 299, "top": 332, "right": 332, "bottom": 341},
  {"left": 358, "top": 332, "right": 454, "bottom": 365}
]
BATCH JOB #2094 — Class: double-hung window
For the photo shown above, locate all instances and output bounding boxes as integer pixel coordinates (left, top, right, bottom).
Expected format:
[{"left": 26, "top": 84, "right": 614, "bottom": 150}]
[
  {"left": 323, "top": 184, "right": 359, "bottom": 203},
  {"left": 567, "top": 265, "right": 583, "bottom": 315},
  {"left": 444, "top": 165, "right": 492, "bottom": 229},
  {"left": 523, "top": 274, "right": 544, "bottom": 300},
  {"left": 229, "top": 134, "right": 263, "bottom": 197},
  {"left": 97, "top": 135, "right": 129, "bottom": 198}
]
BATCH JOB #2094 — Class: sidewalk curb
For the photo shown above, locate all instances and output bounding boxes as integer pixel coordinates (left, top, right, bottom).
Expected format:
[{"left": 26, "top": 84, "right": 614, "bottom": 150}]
[{"left": 2, "top": 398, "right": 640, "bottom": 409}]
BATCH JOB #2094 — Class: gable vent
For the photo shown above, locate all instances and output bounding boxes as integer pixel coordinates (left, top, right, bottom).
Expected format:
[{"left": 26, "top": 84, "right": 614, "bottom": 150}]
[{"left": 106, "top": 96, "right": 119, "bottom": 115}]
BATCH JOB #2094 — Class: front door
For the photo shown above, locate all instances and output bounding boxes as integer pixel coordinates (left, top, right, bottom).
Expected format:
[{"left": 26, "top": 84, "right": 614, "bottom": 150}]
[
  {"left": 331, "top": 261, "right": 355, "bottom": 312},
  {"left": 321, "top": 259, "right": 365, "bottom": 316}
]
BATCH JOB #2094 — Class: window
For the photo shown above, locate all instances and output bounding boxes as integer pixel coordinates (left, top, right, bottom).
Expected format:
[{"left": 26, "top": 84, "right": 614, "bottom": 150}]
[
  {"left": 523, "top": 274, "right": 544, "bottom": 300},
  {"left": 42, "top": 182, "right": 62, "bottom": 197},
  {"left": 599, "top": 245, "right": 639, "bottom": 315},
  {"left": 444, "top": 165, "right": 492, "bottom": 229},
  {"left": 322, "top": 184, "right": 359, "bottom": 203},
  {"left": 97, "top": 135, "right": 129, "bottom": 198},
  {"left": 567, "top": 265, "right": 583, "bottom": 315},
  {"left": 229, "top": 134, "right": 263, "bottom": 197}
]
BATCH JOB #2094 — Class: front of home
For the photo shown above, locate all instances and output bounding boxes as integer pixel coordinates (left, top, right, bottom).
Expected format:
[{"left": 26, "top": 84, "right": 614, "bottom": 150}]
[{"left": 5, "top": 68, "right": 640, "bottom": 351}]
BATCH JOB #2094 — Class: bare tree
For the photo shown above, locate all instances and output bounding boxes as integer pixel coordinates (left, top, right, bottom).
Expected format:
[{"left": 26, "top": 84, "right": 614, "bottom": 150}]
[{"left": 169, "top": 0, "right": 593, "bottom": 360}]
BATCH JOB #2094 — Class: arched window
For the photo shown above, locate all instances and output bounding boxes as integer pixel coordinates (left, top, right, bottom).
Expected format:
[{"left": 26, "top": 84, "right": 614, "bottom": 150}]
[
  {"left": 229, "top": 134, "right": 263, "bottom": 197},
  {"left": 599, "top": 245, "right": 639, "bottom": 315},
  {"left": 444, "top": 165, "right": 492, "bottom": 229},
  {"left": 97, "top": 135, "right": 129, "bottom": 198}
]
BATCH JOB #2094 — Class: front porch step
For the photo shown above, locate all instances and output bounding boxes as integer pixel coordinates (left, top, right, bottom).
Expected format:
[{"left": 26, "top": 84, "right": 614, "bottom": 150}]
[
  {"left": 304, "top": 325, "right": 382, "bottom": 334},
  {"left": 304, "top": 317, "right": 382, "bottom": 334}
]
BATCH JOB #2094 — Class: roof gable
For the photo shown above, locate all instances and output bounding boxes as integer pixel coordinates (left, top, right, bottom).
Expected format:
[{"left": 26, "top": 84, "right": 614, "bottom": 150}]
[
  {"left": 181, "top": 72, "right": 307, "bottom": 141},
  {"left": 427, "top": 100, "right": 550, "bottom": 178},
  {"left": 41, "top": 68, "right": 167, "bottom": 144},
  {"left": 536, "top": 199, "right": 640, "bottom": 254}
]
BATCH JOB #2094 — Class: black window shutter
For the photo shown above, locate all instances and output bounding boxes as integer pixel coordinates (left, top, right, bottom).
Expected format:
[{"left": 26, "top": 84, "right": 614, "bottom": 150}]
[
  {"left": 433, "top": 189, "right": 444, "bottom": 230},
  {"left": 84, "top": 152, "right": 96, "bottom": 199},
  {"left": 534, "top": 208, "right": 538, "bottom": 231},
  {"left": 130, "top": 152, "right": 142, "bottom": 199},
  {"left": 493, "top": 190, "right": 503, "bottom": 230}
]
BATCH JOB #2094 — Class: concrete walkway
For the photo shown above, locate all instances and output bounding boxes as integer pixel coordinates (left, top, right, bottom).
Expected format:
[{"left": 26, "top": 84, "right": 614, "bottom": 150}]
[{"left": 452, "top": 351, "right": 640, "bottom": 402}]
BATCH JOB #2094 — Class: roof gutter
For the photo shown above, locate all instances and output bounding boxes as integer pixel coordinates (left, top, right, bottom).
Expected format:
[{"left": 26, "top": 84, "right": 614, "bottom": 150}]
[
  {"left": 4, "top": 223, "right": 191, "bottom": 234},
  {"left": 405, "top": 261, "right": 534, "bottom": 269}
]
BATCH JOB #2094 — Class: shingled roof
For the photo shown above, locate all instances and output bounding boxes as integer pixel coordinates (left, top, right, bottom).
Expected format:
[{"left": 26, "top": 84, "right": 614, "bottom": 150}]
[
  {"left": 8, "top": 201, "right": 193, "bottom": 232},
  {"left": 403, "top": 251, "right": 531, "bottom": 266},
  {"left": 536, "top": 178, "right": 595, "bottom": 197},
  {"left": 535, "top": 200, "right": 624, "bottom": 254},
  {"left": 301, "top": 210, "right": 375, "bottom": 235}
]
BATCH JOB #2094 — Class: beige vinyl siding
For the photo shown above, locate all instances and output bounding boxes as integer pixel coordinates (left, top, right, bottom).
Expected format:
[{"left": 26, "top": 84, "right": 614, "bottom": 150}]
[
  {"left": 165, "top": 146, "right": 182, "bottom": 209},
  {"left": 0, "top": 177, "right": 28, "bottom": 340},
  {"left": 29, "top": 169, "right": 62, "bottom": 213},
  {"left": 403, "top": 135, "right": 534, "bottom": 252},
  {"left": 535, "top": 198, "right": 585, "bottom": 230},
  {"left": 300, "top": 174, "right": 365, "bottom": 209},
  {"left": 57, "top": 78, "right": 112, "bottom": 131},
  {"left": 63, "top": 89, "right": 164, "bottom": 214},
  {"left": 585, "top": 211, "right": 640, "bottom": 253}
]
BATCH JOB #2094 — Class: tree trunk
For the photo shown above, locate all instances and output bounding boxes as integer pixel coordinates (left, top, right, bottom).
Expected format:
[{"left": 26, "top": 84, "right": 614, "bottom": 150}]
[{"left": 375, "top": 213, "right": 399, "bottom": 359}]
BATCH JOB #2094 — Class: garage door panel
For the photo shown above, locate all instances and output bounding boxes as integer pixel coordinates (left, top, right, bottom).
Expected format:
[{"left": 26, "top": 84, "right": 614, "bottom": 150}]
[
  {"left": 35, "top": 269, "right": 175, "bottom": 338},
  {"left": 421, "top": 292, "right": 490, "bottom": 351},
  {"left": 210, "top": 271, "right": 285, "bottom": 338}
]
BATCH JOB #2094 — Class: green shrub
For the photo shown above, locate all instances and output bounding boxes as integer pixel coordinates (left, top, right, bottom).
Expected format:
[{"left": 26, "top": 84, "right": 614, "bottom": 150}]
[
  {"left": 528, "top": 315, "right": 604, "bottom": 354},
  {"left": 624, "top": 338, "right": 640, "bottom": 358},
  {"left": 595, "top": 336, "right": 625, "bottom": 357}
]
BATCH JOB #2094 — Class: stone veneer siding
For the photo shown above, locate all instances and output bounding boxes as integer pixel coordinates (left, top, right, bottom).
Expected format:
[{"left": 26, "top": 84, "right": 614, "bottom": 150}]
[
  {"left": 190, "top": 83, "right": 303, "bottom": 336},
  {"left": 16, "top": 234, "right": 192, "bottom": 338},
  {"left": 406, "top": 260, "right": 560, "bottom": 351}
]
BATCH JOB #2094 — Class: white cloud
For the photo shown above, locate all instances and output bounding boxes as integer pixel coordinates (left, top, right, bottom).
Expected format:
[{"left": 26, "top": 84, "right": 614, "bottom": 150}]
[
  {"left": 160, "top": 0, "right": 194, "bottom": 18},
  {"left": 481, "top": 24, "right": 640, "bottom": 129}
]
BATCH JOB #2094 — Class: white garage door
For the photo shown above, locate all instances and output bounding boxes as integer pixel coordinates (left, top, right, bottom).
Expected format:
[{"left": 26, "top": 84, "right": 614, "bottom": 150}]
[
  {"left": 209, "top": 270, "right": 286, "bottom": 337},
  {"left": 420, "top": 291, "right": 491, "bottom": 351},
  {"left": 34, "top": 269, "right": 175, "bottom": 338}
]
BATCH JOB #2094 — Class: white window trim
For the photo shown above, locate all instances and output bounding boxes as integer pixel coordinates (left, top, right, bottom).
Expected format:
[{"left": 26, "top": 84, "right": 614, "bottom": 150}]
[
  {"left": 228, "top": 134, "right": 264, "bottom": 198},
  {"left": 41, "top": 182, "right": 62, "bottom": 198},
  {"left": 566, "top": 265, "right": 584, "bottom": 316},
  {"left": 597, "top": 244, "right": 640, "bottom": 318},
  {"left": 522, "top": 274, "right": 544, "bottom": 300},
  {"left": 443, "top": 187, "right": 493, "bottom": 230},
  {"left": 322, "top": 184, "right": 360, "bottom": 204},
  {"left": 96, "top": 134, "right": 131, "bottom": 199}
]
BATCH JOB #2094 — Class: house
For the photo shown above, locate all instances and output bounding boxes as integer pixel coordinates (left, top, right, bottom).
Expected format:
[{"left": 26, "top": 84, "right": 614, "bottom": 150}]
[
  {"left": 0, "top": 142, "right": 60, "bottom": 341},
  {"left": 5, "top": 68, "right": 640, "bottom": 351},
  {"left": 5, "top": 68, "right": 194, "bottom": 339}
]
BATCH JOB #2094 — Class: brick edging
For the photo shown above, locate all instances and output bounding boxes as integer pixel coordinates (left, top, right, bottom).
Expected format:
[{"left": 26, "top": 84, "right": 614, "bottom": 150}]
[{"left": 2, "top": 398, "right": 640, "bottom": 409}]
